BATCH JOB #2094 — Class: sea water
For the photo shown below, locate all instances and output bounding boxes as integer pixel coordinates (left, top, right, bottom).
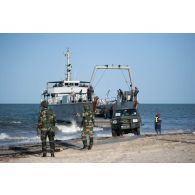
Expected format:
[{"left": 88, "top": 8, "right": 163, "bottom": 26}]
[{"left": 0, "top": 104, "right": 195, "bottom": 147}]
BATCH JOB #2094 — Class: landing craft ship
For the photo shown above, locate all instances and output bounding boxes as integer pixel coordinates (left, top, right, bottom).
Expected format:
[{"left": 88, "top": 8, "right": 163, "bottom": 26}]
[
  {"left": 42, "top": 49, "right": 141, "bottom": 131},
  {"left": 90, "top": 65, "right": 141, "bottom": 135},
  {"left": 42, "top": 49, "right": 94, "bottom": 124},
  {"left": 90, "top": 64, "right": 136, "bottom": 116}
]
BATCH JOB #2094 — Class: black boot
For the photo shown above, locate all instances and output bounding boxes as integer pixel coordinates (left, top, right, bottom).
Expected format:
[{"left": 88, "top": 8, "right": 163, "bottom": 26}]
[
  {"left": 88, "top": 145, "right": 93, "bottom": 150},
  {"left": 88, "top": 138, "right": 93, "bottom": 150},
  {"left": 82, "top": 145, "right": 88, "bottom": 150},
  {"left": 82, "top": 140, "right": 88, "bottom": 150},
  {"left": 42, "top": 153, "right": 47, "bottom": 157},
  {"left": 51, "top": 153, "right": 55, "bottom": 157}
]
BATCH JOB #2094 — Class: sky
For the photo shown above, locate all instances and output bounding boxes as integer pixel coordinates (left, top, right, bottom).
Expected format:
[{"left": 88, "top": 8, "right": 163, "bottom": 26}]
[{"left": 0, "top": 33, "right": 195, "bottom": 104}]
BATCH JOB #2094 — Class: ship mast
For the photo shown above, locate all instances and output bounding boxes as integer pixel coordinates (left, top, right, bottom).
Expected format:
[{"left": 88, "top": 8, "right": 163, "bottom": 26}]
[{"left": 64, "top": 48, "right": 72, "bottom": 81}]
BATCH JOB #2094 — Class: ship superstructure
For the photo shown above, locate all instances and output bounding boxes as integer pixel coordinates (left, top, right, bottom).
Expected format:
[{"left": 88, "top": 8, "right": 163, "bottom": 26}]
[{"left": 42, "top": 49, "right": 94, "bottom": 124}]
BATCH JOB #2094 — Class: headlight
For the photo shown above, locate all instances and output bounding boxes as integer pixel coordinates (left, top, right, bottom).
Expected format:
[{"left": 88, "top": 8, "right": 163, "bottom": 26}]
[
  {"left": 133, "top": 119, "right": 138, "bottom": 123},
  {"left": 112, "top": 120, "right": 118, "bottom": 124}
]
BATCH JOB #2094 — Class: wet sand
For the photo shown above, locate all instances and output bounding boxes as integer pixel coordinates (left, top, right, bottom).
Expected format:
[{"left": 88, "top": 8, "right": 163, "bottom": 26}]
[{"left": 0, "top": 133, "right": 195, "bottom": 163}]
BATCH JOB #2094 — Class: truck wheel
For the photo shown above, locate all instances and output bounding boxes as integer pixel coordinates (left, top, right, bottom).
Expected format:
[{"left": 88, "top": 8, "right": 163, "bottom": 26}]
[
  {"left": 116, "top": 130, "right": 121, "bottom": 136},
  {"left": 136, "top": 128, "right": 140, "bottom": 135},
  {"left": 112, "top": 129, "right": 117, "bottom": 137}
]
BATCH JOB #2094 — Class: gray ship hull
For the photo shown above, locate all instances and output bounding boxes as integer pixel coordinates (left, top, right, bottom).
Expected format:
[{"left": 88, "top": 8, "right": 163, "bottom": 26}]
[{"left": 49, "top": 102, "right": 92, "bottom": 125}]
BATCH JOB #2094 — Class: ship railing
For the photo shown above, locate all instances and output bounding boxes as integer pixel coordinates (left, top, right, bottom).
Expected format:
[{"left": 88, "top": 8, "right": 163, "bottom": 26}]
[{"left": 97, "top": 97, "right": 117, "bottom": 105}]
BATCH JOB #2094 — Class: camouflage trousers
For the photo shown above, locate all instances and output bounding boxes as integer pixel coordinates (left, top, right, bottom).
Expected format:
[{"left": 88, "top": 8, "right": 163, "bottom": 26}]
[
  {"left": 41, "top": 130, "right": 55, "bottom": 154},
  {"left": 81, "top": 127, "right": 94, "bottom": 147}
]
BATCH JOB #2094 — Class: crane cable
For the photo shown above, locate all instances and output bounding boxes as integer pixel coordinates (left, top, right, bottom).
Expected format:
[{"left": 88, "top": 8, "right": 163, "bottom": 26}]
[
  {"left": 93, "top": 68, "right": 130, "bottom": 90},
  {"left": 120, "top": 69, "right": 130, "bottom": 90},
  {"left": 94, "top": 69, "right": 106, "bottom": 89}
]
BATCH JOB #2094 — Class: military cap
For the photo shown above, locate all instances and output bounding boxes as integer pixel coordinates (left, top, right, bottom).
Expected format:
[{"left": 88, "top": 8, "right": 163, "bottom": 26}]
[{"left": 41, "top": 100, "right": 48, "bottom": 108}]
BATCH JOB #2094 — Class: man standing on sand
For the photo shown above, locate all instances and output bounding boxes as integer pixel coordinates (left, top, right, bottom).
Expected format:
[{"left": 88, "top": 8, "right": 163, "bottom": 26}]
[
  {"left": 37, "top": 100, "right": 56, "bottom": 157},
  {"left": 81, "top": 105, "right": 94, "bottom": 150},
  {"left": 154, "top": 113, "right": 162, "bottom": 135}
]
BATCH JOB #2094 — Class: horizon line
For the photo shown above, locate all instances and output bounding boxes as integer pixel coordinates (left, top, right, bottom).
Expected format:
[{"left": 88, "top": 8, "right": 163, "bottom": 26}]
[{"left": 0, "top": 103, "right": 195, "bottom": 105}]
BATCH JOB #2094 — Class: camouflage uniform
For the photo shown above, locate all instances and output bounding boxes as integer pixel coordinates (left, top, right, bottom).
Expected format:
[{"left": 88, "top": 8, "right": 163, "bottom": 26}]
[
  {"left": 37, "top": 100, "right": 56, "bottom": 157},
  {"left": 81, "top": 105, "right": 94, "bottom": 150}
]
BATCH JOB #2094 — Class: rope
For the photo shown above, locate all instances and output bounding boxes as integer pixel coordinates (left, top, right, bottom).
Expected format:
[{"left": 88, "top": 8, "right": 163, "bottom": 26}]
[
  {"left": 94, "top": 69, "right": 106, "bottom": 89},
  {"left": 120, "top": 70, "right": 130, "bottom": 89},
  {"left": 93, "top": 69, "right": 130, "bottom": 90}
]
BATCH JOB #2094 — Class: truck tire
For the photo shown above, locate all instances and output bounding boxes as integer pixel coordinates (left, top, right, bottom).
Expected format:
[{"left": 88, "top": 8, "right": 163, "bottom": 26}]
[
  {"left": 112, "top": 129, "right": 117, "bottom": 137},
  {"left": 136, "top": 128, "right": 140, "bottom": 135},
  {"left": 117, "top": 130, "right": 121, "bottom": 136}
]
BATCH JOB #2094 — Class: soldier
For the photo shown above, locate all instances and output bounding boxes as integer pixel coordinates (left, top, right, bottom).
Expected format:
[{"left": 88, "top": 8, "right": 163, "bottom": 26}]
[
  {"left": 87, "top": 85, "right": 94, "bottom": 101},
  {"left": 81, "top": 105, "right": 94, "bottom": 150},
  {"left": 37, "top": 100, "right": 56, "bottom": 157},
  {"left": 133, "top": 86, "right": 139, "bottom": 109},
  {"left": 134, "top": 87, "right": 139, "bottom": 101}
]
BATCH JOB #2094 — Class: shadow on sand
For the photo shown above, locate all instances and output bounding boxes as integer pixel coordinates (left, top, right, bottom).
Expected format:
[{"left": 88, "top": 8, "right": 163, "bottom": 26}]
[{"left": 0, "top": 140, "right": 81, "bottom": 159}]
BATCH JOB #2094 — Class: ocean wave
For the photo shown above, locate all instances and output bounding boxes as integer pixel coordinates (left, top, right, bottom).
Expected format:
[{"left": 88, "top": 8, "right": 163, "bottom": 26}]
[
  {"left": 0, "top": 133, "right": 39, "bottom": 141},
  {"left": 0, "top": 121, "right": 22, "bottom": 125},
  {"left": 163, "top": 129, "right": 190, "bottom": 134},
  {"left": 56, "top": 131, "right": 111, "bottom": 140},
  {"left": 9, "top": 121, "right": 22, "bottom": 124},
  {"left": 56, "top": 134, "right": 80, "bottom": 140},
  {"left": 94, "top": 127, "right": 104, "bottom": 131},
  {"left": 141, "top": 129, "right": 192, "bottom": 135},
  {"left": 95, "top": 133, "right": 112, "bottom": 138},
  {"left": 0, "top": 133, "right": 10, "bottom": 139},
  {"left": 56, "top": 120, "right": 104, "bottom": 132},
  {"left": 56, "top": 123, "right": 80, "bottom": 133}
]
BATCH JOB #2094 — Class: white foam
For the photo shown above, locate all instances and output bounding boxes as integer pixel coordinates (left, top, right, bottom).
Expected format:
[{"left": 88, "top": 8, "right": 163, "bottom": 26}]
[
  {"left": 141, "top": 129, "right": 192, "bottom": 135},
  {"left": 123, "top": 133, "right": 136, "bottom": 137},
  {"left": 0, "top": 133, "right": 10, "bottom": 139},
  {"left": 56, "top": 121, "right": 104, "bottom": 134},
  {"left": 95, "top": 133, "right": 112, "bottom": 138},
  {"left": 0, "top": 133, "right": 40, "bottom": 141},
  {"left": 162, "top": 129, "right": 189, "bottom": 134},
  {"left": 19, "top": 137, "right": 40, "bottom": 144},
  {"left": 94, "top": 127, "right": 104, "bottom": 131},
  {"left": 56, "top": 134, "right": 80, "bottom": 140},
  {"left": 10, "top": 121, "right": 22, "bottom": 124},
  {"left": 56, "top": 121, "right": 81, "bottom": 133}
]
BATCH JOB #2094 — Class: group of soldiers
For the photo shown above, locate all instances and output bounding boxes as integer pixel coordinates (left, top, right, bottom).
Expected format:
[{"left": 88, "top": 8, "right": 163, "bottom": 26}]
[
  {"left": 37, "top": 98, "right": 162, "bottom": 157},
  {"left": 37, "top": 100, "right": 94, "bottom": 157}
]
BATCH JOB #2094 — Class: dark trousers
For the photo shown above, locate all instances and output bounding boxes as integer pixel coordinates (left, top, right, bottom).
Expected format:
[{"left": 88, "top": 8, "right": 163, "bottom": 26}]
[
  {"left": 155, "top": 124, "right": 161, "bottom": 135},
  {"left": 41, "top": 130, "right": 55, "bottom": 154}
]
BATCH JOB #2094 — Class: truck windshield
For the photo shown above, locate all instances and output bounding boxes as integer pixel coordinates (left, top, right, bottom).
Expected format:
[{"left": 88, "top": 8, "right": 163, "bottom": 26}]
[{"left": 115, "top": 109, "right": 137, "bottom": 117}]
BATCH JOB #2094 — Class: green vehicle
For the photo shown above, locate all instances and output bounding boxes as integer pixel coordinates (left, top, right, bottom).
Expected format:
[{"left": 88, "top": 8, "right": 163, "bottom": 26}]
[{"left": 111, "top": 108, "right": 141, "bottom": 136}]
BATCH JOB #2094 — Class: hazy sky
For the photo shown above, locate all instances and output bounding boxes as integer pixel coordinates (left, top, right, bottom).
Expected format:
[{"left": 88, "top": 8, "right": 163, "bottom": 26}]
[{"left": 0, "top": 33, "right": 195, "bottom": 104}]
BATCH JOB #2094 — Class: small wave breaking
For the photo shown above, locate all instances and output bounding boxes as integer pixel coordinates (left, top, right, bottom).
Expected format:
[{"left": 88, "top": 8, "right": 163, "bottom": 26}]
[
  {"left": 56, "top": 121, "right": 104, "bottom": 134},
  {"left": 0, "top": 133, "right": 39, "bottom": 141},
  {"left": 56, "top": 121, "right": 80, "bottom": 133},
  {"left": 10, "top": 121, "right": 22, "bottom": 124},
  {"left": 0, "top": 133, "right": 10, "bottom": 139}
]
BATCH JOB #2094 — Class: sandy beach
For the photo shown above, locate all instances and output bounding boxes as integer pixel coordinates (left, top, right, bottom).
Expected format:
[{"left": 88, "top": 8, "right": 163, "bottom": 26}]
[{"left": 0, "top": 133, "right": 195, "bottom": 163}]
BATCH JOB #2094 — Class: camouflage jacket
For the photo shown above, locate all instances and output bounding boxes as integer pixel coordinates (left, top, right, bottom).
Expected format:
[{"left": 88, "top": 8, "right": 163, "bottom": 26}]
[
  {"left": 81, "top": 110, "right": 94, "bottom": 128},
  {"left": 37, "top": 108, "right": 56, "bottom": 131}
]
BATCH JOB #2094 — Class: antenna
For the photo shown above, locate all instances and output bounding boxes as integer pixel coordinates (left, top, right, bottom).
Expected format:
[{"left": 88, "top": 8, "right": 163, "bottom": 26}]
[{"left": 64, "top": 48, "right": 72, "bottom": 81}]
